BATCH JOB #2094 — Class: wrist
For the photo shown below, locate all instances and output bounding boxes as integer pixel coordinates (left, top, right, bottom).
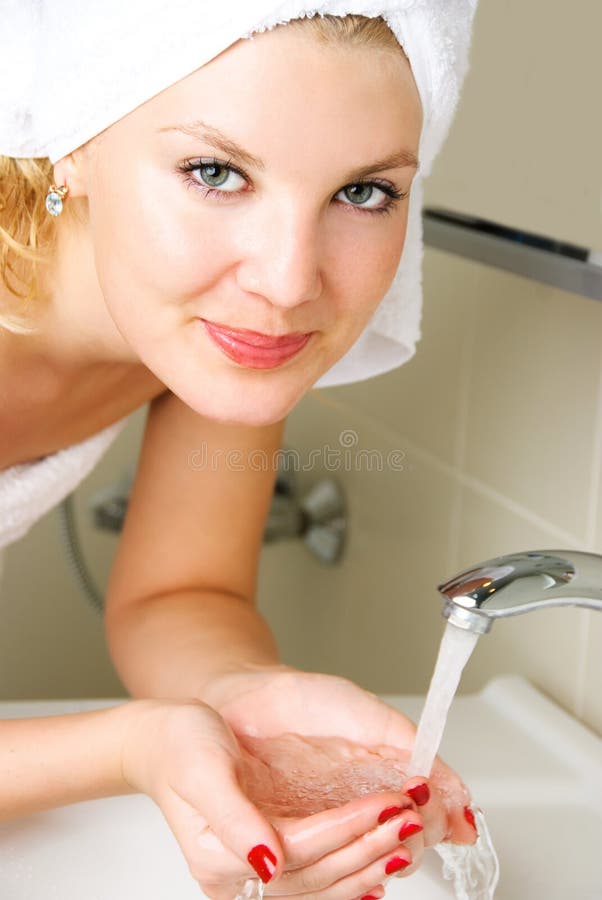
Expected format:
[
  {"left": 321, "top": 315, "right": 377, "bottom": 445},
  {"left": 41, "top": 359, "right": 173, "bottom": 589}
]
[
  {"left": 200, "top": 662, "right": 294, "bottom": 710},
  {"left": 118, "top": 698, "right": 167, "bottom": 796}
]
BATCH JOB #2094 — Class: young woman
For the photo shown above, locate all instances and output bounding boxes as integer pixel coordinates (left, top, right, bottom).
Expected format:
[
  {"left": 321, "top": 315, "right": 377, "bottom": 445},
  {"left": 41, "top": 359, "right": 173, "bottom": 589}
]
[{"left": 0, "top": 9, "right": 478, "bottom": 900}]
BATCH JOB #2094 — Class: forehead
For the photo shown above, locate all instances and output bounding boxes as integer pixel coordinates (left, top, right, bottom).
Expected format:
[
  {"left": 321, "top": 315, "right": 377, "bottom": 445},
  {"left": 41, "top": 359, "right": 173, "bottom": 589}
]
[{"left": 145, "top": 24, "right": 422, "bottom": 138}]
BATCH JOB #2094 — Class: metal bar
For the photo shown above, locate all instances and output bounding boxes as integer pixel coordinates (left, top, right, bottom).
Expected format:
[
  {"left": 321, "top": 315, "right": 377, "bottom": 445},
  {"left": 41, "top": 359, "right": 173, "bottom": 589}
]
[{"left": 423, "top": 207, "right": 602, "bottom": 302}]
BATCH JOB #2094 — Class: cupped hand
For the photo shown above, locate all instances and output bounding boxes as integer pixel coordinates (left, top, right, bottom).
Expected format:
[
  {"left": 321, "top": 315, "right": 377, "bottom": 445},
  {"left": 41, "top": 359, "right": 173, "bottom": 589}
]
[
  {"left": 119, "top": 697, "right": 425, "bottom": 900},
  {"left": 204, "top": 665, "right": 478, "bottom": 850}
]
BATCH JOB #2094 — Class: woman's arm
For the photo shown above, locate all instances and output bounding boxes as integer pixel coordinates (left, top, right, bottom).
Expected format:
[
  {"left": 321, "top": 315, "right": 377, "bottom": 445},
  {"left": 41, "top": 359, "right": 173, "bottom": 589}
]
[
  {"left": 106, "top": 586, "right": 283, "bottom": 701},
  {"left": 104, "top": 390, "right": 286, "bottom": 701},
  {"left": 102, "top": 392, "right": 477, "bottom": 855},
  {"left": 0, "top": 705, "right": 133, "bottom": 819}
]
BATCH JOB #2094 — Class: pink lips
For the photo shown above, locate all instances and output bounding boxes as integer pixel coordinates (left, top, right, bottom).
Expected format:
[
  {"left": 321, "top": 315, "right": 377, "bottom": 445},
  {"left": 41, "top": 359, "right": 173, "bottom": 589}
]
[{"left": 200, "top": 319, "right": 313, "bottom": 369}]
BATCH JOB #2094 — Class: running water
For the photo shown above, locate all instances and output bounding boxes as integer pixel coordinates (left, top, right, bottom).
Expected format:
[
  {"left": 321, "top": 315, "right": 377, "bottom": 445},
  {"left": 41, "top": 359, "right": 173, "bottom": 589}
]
[
  {"left": 407, "top": 622, "right": 500, "bottom": 898},
  {"left": 407, "top": 623, "right": 480, "bottom": 779},
  {"left": 233, "top": 621, "right": 499, "bottom": 900},
  {"left": 235, "top": 878, "right": 264, "bottom": 899}
]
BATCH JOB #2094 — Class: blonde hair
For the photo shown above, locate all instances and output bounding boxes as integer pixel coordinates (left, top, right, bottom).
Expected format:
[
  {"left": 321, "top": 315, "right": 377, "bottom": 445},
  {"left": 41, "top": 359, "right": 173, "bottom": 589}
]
[
  {"left": 0, "top": 155, "right": 56, "bottom": 333},
  {"left": 0, "top": 14, "right": 404, "bottom": 335}
]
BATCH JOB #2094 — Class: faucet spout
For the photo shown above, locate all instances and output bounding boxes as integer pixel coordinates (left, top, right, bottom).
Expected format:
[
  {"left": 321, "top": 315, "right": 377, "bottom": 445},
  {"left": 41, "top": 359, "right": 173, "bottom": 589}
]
[{"left": 437, "top": 549, "right": 602, "bottom": 634}]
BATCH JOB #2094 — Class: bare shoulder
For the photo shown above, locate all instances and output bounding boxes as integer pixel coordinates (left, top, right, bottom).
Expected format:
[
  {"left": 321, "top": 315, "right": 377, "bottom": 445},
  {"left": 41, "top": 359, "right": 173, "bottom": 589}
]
[{"left": 105, "top": 391, "right": 287, "bottom": 609}]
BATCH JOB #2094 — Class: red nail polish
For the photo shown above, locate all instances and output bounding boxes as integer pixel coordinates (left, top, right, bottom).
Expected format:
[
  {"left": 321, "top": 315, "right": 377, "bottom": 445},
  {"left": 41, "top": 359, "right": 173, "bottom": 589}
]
[
  {"left": 464, "top": 806, "right": 477, "bottom": 832},
  {"left": 378, "top": 805, "right": 404, "bottom": 824},
  {"left": 247, "top": 844, "right": 277, "bottom": 883},
  {"left": 406, "top": 782, "right": 430, "bottom": 806},
  {"left": 361, "top": 895, "right": 379, "bottom": 900},
  {"left": 385, "top": 855, "right": 411, "bottom": 875},
  {"left": 398, "top": 821, "right": 423, "bottom": 840}
]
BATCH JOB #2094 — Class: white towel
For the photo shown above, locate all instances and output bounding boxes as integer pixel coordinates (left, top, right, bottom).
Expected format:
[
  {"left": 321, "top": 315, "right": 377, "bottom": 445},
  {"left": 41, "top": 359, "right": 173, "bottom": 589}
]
[
  {"left": 0, "top": 1, "right": 478, "bottom": 387},
  {"left": 0, "top": 415, "right": 130, "bottom": 552}
]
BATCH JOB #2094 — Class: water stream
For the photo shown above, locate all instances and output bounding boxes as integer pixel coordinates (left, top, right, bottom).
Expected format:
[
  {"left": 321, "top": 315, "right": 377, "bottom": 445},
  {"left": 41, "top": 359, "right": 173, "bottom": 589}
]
[
  {"left": 236, "top": 878, "right": 263, "bottom": 899},
  {"left": 407, "top": 623, "right": 480, "bottom": 779},
  {"left": 408, "top": 622, "right": 500, "bottom": 898}
]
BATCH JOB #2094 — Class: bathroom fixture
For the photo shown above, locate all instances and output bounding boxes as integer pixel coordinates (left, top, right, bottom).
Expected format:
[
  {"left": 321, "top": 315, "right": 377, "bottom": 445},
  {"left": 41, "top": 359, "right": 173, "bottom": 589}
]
[
  {"left": 262, "top": 465, "right": 347, "bottom": 564},
  {"left": 423, "top": 207, "right": 602, "bottom": 302},
  {"left": 438, "top": 549, "right": 602, "bottom": 634}
]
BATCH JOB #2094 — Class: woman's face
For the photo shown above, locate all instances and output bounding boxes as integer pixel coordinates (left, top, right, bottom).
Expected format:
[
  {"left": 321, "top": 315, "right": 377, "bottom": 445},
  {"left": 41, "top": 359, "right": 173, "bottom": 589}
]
[{"left": 82, "top": 25, "right": 422, "bottom": 425}]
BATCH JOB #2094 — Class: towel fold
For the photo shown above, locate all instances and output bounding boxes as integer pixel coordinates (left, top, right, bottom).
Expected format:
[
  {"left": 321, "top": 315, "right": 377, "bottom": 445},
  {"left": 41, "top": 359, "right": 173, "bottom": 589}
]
[{"left": 0, "top": 416, "right": 130, "bottom": 551}]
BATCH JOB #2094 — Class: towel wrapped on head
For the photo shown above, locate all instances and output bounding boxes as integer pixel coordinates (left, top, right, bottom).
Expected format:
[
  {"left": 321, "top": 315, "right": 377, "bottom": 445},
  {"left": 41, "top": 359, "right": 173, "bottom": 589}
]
[{"left": 0, "top": 0, "right": 478, "bottom": 387}]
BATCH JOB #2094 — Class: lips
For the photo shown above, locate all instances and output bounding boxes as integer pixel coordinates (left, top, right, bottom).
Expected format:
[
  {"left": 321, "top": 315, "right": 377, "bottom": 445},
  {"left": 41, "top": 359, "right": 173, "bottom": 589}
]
[
  {"left": 200, "top": 319, "right": 311, "bottom": 349},
  {"left": 200, "top": 318, "right": 313, "bottom": 369}
]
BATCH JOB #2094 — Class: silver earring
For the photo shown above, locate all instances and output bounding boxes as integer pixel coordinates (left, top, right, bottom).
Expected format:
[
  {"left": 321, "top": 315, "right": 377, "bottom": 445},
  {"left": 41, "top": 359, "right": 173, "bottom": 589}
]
[{"left": 45, "top": 183, "right": 69, "bottom": 217}]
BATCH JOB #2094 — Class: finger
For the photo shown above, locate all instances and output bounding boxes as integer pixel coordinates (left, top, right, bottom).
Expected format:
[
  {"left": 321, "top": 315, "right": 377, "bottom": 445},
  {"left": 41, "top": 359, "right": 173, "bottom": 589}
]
[
  {"left": 267, "top": 807, "right": 424, "bottom": 896},
  {"left": 401, "top": 775, "right": 453, "bottom": 846},
  {"left": 177, "top": 749, "right": 284, "bottom": 885},
  {"left": 174, "top": 790, "right": 418, "bottom": 890},
  {"left": 403, "top": 759, "right": 474, "bottom": 847},
  {"left": 266, "top": 843, "right": 415, "bottom": 900},
  {"left": 350, "top": 886, "right": 385, "bottom": 900},
  {"left": 156, "top": 787, "right": 264, "bottom": 895},
  {"left": 444, "top": 802, "right": 479, "bottom": 845},
  {"left": 426, "top": 755, "right": 476, "bottom": 845},
  {"left": 274, "top": 791, "right": 414, "bottom": 867}
]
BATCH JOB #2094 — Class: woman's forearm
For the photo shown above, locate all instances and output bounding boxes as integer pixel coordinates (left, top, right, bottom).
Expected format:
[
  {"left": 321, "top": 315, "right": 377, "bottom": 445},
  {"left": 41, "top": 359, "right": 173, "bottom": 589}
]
[
  {"left": 104, "top": 589, "right": 282, "bottom": 703},
  {"left": 0, "top": 705, "right": 134, "bottom": 820}
]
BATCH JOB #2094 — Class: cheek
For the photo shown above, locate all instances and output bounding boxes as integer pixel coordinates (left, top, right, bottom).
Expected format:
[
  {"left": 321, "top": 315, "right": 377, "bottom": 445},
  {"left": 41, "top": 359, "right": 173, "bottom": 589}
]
[
  {"left": 89, "top": 160, "right": 228, "bottom": 305},
  {"left": 335, "top": 214, "right": 409, "bottom": 326}
]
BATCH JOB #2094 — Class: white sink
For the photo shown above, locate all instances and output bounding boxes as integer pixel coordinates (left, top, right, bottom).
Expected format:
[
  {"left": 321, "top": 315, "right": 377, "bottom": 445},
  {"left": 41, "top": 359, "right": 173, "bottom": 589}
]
[{"left": 0, "top": 675, "right": 600, "bottom": 899}]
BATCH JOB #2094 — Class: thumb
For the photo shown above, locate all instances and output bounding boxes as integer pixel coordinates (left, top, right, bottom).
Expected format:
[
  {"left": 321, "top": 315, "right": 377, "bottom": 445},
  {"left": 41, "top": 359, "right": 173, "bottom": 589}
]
[{"left": 190, "top": 749, "right": 283, "bottom": 885}]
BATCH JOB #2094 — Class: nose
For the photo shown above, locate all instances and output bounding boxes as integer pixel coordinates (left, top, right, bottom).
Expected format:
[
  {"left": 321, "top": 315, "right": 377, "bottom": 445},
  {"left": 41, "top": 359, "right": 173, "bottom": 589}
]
[{"left": 236, "top": 203, "right": 323, "bottom": 309}]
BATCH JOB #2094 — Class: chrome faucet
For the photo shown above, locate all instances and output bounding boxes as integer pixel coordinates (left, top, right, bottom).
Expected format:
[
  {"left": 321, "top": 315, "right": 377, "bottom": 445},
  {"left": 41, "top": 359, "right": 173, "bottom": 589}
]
[{"left": 437, "top": 549, "right": 602, "bottom": 634}]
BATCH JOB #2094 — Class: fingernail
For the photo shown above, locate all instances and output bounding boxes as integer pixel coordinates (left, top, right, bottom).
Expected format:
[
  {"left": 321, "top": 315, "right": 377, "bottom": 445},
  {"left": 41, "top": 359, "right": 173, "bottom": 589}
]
[
  {"left": 406, "top": 782, "right": 430, "bottom": 806},
  {"left": 385, "top": 854, "right": 412, "bottom": 875},
  {"left": 464, "top": 806, "right": 477, "bottom": 832},
  {"left": 398, "top": 821, "right": 423, "bottom": 840},
  {"left": 247, "top": 844, "right": 277, "bottom": 883},
  {"left": 361, "top": 885, "right": 385, "bottom": 900},
  {"left": 378, "top": 804, "right": 404, "bottom": 824}
]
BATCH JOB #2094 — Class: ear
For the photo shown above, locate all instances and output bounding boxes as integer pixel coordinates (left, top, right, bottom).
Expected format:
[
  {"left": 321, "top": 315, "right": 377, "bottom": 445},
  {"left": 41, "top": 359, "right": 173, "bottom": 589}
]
[{"left": 51, "top": 145, "right": 91, "bottom": 199}]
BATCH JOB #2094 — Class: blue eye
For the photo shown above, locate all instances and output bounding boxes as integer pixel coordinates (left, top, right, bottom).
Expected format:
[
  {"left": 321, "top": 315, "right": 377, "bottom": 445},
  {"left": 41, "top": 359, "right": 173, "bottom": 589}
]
[
  {"left": 176, "top": 157, "right": 407, "bottom": 216},
  {"left": 194, "top": 160, "right": 246, "bottom": 192},
  {"left": 337, "top": 183, "right": 396, "bottom": 211}
]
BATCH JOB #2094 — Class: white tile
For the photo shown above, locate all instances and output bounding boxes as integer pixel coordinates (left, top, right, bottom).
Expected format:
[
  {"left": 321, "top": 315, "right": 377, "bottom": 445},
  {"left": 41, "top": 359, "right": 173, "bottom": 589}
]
[
  {"left": 462, "top": 272, "right": 602, "bottom": 543},
  {"left": 323, "top": 248, "right": 478, "bottom": 467}
]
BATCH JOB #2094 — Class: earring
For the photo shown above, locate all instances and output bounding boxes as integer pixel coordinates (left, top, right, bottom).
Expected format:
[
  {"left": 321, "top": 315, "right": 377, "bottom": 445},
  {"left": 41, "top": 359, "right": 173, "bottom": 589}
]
[{"left": 45, "top": 183, "right": 69, "bottom": 217}]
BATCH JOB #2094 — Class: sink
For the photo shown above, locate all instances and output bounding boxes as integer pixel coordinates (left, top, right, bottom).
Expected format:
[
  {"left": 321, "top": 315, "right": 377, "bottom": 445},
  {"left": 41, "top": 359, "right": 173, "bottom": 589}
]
[{"left": 0, "top": 675, "right": 600, "bottom": 899}]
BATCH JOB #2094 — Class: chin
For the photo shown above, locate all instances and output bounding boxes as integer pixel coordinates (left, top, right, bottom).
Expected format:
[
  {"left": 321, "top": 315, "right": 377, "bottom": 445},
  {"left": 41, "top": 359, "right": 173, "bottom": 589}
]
[{"left": 182, "top": 386, "right": 302, "bottom": 428}]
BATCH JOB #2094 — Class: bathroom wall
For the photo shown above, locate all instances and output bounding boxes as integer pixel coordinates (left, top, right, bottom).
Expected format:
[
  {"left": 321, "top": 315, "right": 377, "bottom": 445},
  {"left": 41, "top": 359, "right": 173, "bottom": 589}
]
[
  {"left": 268, "top": 255, "right": 602, "bottom": 740},
  {"left": 1, "top": 1, "right": 601, "bottom": 736}
]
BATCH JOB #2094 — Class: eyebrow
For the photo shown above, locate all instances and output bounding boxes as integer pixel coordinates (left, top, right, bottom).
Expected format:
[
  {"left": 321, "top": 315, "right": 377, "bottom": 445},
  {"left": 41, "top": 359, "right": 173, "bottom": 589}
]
[{"left": 158, "top": 119, "right": 420, "bottom": 179}]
